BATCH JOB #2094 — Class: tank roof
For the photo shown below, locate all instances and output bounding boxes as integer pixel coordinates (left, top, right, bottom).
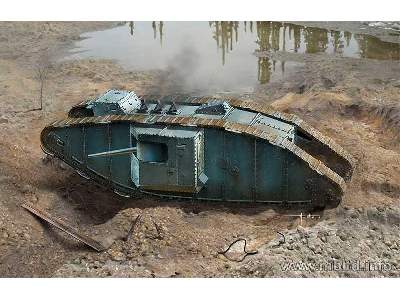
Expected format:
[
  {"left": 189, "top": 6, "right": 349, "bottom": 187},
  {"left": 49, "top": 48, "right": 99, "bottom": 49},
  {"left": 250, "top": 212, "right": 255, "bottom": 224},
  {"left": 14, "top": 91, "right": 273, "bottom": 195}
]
[{"left": 94, "top": 89, "right": 132, "bottom": 103}]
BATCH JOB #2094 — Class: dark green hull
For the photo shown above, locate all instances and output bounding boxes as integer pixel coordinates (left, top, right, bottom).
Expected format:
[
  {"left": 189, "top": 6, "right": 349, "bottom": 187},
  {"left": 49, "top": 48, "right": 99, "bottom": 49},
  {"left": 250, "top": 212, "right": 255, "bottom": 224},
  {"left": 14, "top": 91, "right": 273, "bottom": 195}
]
[{"left": 41, "top": 90, "right": 354, "bottom": 209}]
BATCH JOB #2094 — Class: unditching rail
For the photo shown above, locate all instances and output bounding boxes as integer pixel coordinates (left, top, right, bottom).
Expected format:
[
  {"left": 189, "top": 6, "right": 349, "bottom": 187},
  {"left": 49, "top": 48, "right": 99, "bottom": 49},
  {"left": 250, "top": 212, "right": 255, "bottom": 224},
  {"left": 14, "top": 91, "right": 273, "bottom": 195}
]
[{"left": 22, "top": 202, "right": 106, "bottom": 252}]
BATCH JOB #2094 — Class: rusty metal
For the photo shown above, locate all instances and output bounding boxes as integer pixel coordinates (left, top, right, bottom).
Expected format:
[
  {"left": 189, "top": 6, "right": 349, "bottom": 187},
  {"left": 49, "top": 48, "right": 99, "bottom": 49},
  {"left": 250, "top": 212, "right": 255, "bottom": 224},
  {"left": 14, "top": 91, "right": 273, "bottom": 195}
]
[
  {"left": 22, "top": 202, "right": 106, "bottom": 252},
  {"left": 124, "top": 214, "right": 142, "bottom": 242}
]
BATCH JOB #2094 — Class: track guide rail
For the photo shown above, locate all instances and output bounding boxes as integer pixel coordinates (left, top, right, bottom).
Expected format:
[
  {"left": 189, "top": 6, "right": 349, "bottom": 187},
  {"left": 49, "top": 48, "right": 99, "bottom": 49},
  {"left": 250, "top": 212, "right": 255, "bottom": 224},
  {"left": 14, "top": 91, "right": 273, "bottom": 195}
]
[{"left": 22, "top": 202, "right": 106, "bottom": 252}]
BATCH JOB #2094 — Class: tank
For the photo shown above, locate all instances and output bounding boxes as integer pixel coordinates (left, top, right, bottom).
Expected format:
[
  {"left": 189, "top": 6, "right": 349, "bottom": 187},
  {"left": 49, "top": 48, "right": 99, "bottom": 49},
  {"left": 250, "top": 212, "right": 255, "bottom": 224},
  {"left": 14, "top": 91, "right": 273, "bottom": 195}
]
[{"left": 41, "top": 89, "right": 354, "bottom": 209}]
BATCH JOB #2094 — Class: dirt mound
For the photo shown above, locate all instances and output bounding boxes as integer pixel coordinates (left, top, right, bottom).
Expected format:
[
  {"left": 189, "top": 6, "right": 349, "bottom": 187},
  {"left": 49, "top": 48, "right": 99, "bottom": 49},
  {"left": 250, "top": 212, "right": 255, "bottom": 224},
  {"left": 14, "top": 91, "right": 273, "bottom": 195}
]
[
  {"left": 231, "top": 206, "right": 400, "bottom": 277},
  {"left": 1, "top": 22, "right": 400, "bottom": 277}
]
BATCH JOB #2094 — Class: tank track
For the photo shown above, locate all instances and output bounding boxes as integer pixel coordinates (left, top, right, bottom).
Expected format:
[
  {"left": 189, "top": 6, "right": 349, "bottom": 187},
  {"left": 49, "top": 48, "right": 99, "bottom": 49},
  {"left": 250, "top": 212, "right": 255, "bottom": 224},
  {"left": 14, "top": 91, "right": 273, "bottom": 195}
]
[{"left": 43, "top": 95, "right": 354, "bottom": 209}]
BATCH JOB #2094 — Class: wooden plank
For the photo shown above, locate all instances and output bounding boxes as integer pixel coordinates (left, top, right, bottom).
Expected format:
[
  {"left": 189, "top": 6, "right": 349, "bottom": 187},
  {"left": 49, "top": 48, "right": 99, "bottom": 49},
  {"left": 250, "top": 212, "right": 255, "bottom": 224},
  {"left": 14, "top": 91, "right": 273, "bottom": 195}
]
[{"left": 22, "top": 202, "right": 106, "bottom": 252}]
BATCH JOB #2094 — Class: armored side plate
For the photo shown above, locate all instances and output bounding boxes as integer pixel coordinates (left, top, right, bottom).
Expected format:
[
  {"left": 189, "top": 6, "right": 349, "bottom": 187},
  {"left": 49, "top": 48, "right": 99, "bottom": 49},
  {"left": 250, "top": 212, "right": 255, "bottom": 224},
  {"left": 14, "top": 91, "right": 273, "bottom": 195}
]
[{"left": 41, "top": 90, "right": 354, "bottom": 209}]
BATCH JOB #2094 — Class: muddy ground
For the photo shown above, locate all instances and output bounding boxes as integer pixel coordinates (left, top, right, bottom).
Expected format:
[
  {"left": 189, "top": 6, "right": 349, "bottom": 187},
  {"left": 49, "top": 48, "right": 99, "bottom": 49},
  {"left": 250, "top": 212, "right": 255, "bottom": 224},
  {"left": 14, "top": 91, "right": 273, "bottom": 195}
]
[{"left": 0, "top": 22, "right": 399, "bottom": 277}]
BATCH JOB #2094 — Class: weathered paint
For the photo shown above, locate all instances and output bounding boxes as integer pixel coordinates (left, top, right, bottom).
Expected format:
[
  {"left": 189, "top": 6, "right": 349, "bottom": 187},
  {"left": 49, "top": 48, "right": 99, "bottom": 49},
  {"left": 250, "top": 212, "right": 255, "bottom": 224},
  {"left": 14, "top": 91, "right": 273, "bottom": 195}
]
[{"left": 42, "top": 90, "right": 355, "bottom": 208}]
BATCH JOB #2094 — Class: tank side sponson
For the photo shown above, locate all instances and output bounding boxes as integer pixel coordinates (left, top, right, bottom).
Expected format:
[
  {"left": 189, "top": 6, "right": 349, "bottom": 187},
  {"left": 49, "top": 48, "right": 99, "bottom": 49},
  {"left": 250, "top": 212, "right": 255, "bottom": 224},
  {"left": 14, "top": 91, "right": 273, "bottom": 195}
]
[
  {"left": 66, "top": 93, "right": 354, "bottom": 182},
  {"left": 41, "top": 114, "right": 346, "bottom": 207},
  {"left": 184, "top": 96, "right": 355, "bottom": 181},
  {"left": 126, "top": 94, "right": 354, "bottom": 181}
]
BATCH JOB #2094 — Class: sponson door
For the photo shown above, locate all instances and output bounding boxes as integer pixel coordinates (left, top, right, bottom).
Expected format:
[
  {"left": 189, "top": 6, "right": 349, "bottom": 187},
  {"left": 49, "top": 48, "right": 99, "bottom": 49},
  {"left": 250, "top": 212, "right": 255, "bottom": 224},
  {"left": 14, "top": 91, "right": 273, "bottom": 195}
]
[{"left": 132, "top": 126, "right": 205, "bottom": 194}]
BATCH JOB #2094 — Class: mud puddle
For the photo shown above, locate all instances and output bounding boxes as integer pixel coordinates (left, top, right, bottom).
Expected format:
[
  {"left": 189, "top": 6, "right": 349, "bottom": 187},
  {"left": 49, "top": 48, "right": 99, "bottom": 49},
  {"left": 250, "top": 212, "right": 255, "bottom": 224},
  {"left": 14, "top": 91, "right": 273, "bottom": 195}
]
[{"left": 66, "top": 21, "right": 400, "bottom": 95}]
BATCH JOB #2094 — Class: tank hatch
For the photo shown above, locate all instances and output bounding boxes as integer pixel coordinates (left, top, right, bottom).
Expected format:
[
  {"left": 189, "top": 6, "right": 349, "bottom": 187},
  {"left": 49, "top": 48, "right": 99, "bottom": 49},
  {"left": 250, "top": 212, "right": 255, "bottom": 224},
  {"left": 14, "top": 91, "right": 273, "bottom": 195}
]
[
  {"left": 195, "top": 100, "right": 231, "bottom": 115},
  {"left": 87, "top": 89, "right": 141, "bottom": 115},
  {"left": 131, "top": 126, "right": 206, "bottom": 193}
]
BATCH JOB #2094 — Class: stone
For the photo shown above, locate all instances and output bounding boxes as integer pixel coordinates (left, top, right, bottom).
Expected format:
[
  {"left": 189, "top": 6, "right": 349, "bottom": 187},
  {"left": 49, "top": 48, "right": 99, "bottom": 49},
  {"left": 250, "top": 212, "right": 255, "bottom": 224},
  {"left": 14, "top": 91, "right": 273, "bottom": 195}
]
[
  {"left": 286, "top": 235, "right": 295, "bottom": 244},
  {"left": 367, "top": 208, "right": 386, "bottom": 224},
  {"left": 349, "top": 210, "right": 359, "bottom": 219},
  {"left": 338, "top": 231, "right": 348, "bottom": 241},
  {"left": 331, "top": 251, "right": 341, "bottom": 259},
  {"left": 20, "top": 184, "right": 33, "bottom": 194},
  {"left": 110, "top": 251, "right": 125, "bottom": 262},
  {"left": 386, "top": 210, "right": 400, "bottom": 225},
  {"left": 59, "top": 162, "right": 69, "bottom": 170},
  {"left": 269, "top": 239, "right": 283, "bottom": 248},
  {"left": 41, "top": 155, "right": 52, "bottom": 165},
  {"left": 319, "top": 235, "right": 328, "bottom": 243},
  {"left": 72, "top": 258, "right": 81, "bottom": 264}
]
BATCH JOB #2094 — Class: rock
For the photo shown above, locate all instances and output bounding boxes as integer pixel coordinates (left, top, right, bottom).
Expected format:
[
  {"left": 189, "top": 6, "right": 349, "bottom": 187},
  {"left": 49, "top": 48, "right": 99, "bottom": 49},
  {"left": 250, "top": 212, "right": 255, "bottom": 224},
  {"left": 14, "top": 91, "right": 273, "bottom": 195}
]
[
  {"left": 370, "top": 222, "right": 380, "bottom": 231},
  {"left": 364, "top": 240, "right": 372, "bottom": 248},
  {"left": 320, "top": 235, "right": 327, "bottom": 243},
  {"left": 59, "top": 162, "right": 69, "bottom": 170},
  {"left": 269, "top": 239, "right": 283, "bottom": 248},
  {"left": 367, "top": 208, "right": 386, "bottom": 224},
  {"left": 386, "top": 210, "right": 400, "bottom": 225},
  {"left": 349, "top": 210, "right": 359, "bottom": 219},
  {"left": 383, "top": 237, "right": 393, "bottom": 247},
  {"left": 0, "top": 117, "right": 8, "bottom": 124},
  {"left": 286, "top": 235, "right": 296, "bottom": 244},
  {"left": 2, "top": 231, "right": 9, "bottom": 239},
  {"left": 41, "top": 155, "right": 52, "bottom": 165},
  {"left": 297, "top": 226, "right": 309, "bottom": 238},
  {"left": 20, "top": 184, "right": 34, "bottom": 194},
  {"left": 376, "top": 206, "right": 385, "bottom": 213},
  {"left": 72, "top": 258, "right": 81, "bottom": 264},
  {"left": 307, "top": 237, "right": 322, "bottom": 254},
  {"left": 337, "top": 230, "right": 348, "bottom": 241},
  {"left": 271, "top": 248, "right": 284, "bottom": 254},
  {"left": 321, "top": 76, "right": 335, "bottom": 88},
  {"left": 331, "top": 251, "right": 341, "bottom": 260},
  {"left": 308, "top": 243, "right": 316, "bottom": 252},
  {"left": 390, "top": 242, "right": 399, "bottom": 250},
  {"left": 110, "top": 251, "right": 125, "bottom": 262}
]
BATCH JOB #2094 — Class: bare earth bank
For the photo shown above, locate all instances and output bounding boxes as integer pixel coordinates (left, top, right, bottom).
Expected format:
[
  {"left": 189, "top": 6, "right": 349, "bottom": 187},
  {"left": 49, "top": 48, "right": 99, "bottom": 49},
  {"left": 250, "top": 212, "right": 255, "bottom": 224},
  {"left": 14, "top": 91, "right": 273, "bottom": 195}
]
[{"left": 0, "top": 22, "right": 399, "bottom": 277}]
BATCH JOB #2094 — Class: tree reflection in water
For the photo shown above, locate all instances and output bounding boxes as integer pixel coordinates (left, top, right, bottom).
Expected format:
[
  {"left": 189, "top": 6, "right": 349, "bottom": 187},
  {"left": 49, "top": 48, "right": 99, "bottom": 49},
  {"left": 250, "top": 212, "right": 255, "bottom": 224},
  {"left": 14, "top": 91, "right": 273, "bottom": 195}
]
[{"left": 126, "top": 21, "right": 400, "bottom": 84}]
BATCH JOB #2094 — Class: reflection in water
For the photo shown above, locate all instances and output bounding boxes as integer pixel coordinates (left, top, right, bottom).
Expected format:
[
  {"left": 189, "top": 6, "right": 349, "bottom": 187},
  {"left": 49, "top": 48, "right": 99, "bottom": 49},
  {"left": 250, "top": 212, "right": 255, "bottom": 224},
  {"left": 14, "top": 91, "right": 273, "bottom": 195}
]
[
  {"left": 208, "top": 21, "right": 399, "bottom": 83},
  {"left": 209, "top": 21, "right": 239, "bottom": 65},
  {"left": 210, "top": 21, "right": 400, "bottom": 61},
  {"left": 128, "top": 21, "right": 399, "bottom": 85},
  {"left": 70, "top": 21, "right": 400, "bottom": 91},
  {"left": 356, "top": 34, "right": 400, "bottom": 60},
  {"left": 129, "top": 21, "right": 165, "bottom": 44},
  {"left": 151, "top": 21, "right": 164, "bottom": 46}
]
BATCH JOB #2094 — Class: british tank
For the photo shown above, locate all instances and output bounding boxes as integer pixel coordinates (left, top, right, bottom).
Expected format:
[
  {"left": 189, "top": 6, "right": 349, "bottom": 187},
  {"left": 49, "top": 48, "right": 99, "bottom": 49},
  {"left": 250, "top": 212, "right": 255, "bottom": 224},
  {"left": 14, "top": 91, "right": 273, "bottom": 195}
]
[{"left": 41, "top": 89, "right": 354, "bottom": 209}]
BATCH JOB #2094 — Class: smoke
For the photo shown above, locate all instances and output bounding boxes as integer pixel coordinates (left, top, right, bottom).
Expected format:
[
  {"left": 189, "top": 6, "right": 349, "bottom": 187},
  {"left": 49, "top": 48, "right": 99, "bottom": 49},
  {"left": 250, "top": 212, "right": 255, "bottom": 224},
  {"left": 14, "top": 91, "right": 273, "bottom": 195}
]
[{"left": 147, "top": 44, "right": 202, "bottom": 95}]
